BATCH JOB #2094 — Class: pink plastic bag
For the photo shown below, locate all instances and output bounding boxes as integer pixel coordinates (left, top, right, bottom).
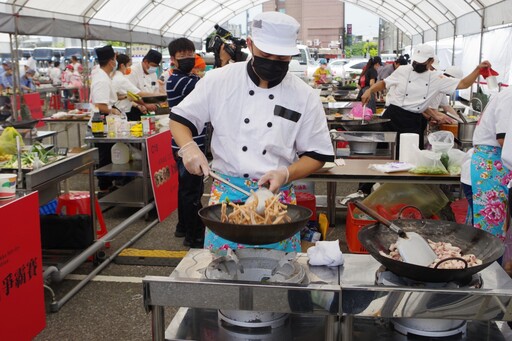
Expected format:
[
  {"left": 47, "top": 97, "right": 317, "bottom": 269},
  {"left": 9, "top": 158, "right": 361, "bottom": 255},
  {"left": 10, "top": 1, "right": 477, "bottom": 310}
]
[{"left": 350, "top": 103, "right": 373, "bottom": 121}]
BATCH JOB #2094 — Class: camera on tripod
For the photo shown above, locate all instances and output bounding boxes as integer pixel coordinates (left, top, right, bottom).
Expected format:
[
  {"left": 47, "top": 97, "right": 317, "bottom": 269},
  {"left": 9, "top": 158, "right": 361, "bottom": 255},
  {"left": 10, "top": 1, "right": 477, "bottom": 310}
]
[{"left": 206, "top": 24, "right": 248, "bottom": 67}]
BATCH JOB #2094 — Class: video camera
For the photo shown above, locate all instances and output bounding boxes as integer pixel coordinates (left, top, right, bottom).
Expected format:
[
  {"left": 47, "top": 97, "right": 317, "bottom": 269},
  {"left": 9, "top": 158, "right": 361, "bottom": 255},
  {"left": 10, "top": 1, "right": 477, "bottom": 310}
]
[{"left": 206, "top": 24, "right": 248, "bottom": 68}]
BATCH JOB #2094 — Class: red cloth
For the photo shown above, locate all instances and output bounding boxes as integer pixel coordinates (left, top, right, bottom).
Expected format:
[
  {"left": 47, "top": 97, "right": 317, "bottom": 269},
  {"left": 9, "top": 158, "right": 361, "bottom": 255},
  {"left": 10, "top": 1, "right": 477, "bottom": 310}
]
[{"left": 479, "top": 67, "right": 499, "bottom": 79}]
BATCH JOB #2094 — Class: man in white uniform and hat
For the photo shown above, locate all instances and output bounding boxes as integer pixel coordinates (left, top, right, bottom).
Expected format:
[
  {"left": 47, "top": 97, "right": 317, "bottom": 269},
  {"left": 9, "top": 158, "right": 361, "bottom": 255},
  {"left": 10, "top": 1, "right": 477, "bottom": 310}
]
[
  {"left": 362, "top": 44, "right": 491, "bottom": 157},
  {"left": 170, "top": 11, "right": 334, "bottom": 252}
]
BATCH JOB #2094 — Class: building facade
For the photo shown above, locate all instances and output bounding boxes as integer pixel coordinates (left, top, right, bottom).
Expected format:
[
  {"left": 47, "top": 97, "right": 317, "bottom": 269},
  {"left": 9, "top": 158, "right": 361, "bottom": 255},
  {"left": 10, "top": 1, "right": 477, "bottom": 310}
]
[{"left": 263, "top": 0, "right": 344, "bottom": 49}]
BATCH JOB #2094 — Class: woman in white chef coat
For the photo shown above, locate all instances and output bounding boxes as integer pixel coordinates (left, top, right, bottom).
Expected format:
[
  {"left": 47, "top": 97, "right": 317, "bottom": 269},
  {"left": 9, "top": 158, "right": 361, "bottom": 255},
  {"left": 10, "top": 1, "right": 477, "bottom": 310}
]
[
  {"left": 170, "top": 12, "right": 334, "bottom": 252},
  {"left": 470, "top": 87, "right": 512, "bottom": 240},
  {"left": 361, "top": 44, "right": 491, "bottom": 156}
]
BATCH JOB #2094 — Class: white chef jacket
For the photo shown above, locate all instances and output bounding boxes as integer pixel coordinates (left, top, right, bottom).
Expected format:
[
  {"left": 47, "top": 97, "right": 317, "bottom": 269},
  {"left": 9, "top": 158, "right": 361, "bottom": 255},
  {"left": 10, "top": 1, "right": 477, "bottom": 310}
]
[
  {"left": 171, "top": 61, "right": 334, "bottom": 179},
  {"left": 112, "top": 70, "right": 140, "bottom": 114},
  {"left": 460, "top": 148, "right": 473, "bottom": 185},
  {"left": 472, "top": 86, "right": 512, "bottom": 147},
  {"left": 126, "top": 62, "right": 158, "bottom": 93},
  {"left": 502, "top": 120, "right": 512, "bottom": 170},
  {"left": 384, "top": 65, "right": 459, "bottom": 113},
  {"left": 90, "top": 68, "right": 117, "bottom": 111},
  {"left": 428, "top": 92, "right": 450, "bottom": 109}
]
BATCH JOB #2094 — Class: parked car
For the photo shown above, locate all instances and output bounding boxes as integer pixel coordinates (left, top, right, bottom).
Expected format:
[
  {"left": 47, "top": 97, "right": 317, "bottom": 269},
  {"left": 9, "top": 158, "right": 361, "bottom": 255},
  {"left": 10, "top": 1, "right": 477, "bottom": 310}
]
[
  {"left": 328, "top": 58, "right": 349, "bottom": 79},
  {"left": 289, "top": 44, "right": 317, "bottom": 82},
  {"left": 343, "top": 58, "right": 368, "bottom": 79}
]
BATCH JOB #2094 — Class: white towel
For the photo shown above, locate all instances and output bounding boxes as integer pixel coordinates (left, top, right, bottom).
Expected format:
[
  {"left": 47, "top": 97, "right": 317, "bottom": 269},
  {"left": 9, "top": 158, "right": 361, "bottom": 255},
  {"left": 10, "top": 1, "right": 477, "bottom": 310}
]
[{"left": 307, "top": 240, "right": 344, "bottom": 267}]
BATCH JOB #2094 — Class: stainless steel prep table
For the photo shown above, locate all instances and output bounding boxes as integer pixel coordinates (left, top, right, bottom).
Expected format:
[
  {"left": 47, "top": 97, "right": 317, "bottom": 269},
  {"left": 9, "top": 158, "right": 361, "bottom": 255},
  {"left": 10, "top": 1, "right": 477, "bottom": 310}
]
[
  {"left": 307, "top": 159, "right": 461, "bottom": 226},
  {"left": 339, "top": 254, "right": 512, "bottom": 340},
  {"left": 40, "top": 117, "right": 89, "bottom": 148},
  {"left": 86, "top": 134, "right": 155, "bottom": 208},
  {"left": 143, "top": 251, "right": 512, "bottom": 340},
  {"left": 143, "top": 249, "right": 342, "bottom": 341}
]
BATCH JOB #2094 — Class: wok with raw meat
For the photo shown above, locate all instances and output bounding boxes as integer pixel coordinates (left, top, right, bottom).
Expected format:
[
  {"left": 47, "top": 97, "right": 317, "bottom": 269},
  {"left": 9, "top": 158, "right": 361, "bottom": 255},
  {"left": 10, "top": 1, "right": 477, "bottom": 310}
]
[{"left": 358, "top": 218, "right": 504, "bottom": 283}]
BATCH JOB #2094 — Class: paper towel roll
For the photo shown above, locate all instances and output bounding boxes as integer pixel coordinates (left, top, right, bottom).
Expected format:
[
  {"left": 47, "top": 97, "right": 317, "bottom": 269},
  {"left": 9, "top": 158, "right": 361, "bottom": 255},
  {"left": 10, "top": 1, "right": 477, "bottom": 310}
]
[{"left": 399, "top": 133, "right": 419, "bottom": 164}]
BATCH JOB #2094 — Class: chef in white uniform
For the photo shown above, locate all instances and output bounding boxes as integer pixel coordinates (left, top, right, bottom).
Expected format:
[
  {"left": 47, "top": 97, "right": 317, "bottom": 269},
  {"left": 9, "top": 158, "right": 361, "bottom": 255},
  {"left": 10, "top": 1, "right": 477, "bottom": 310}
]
[
  {"left": 470, "top": 86, "right": 512, "bottom": 240},
  {"left": 170, "top": 12, "right": 334, "bottom": 252},
  {"left": 127, "top": 49, "right": 164, "bottom": 119},
  {"left": 361, "top": 44, "right": 491, "bottom": 156}
]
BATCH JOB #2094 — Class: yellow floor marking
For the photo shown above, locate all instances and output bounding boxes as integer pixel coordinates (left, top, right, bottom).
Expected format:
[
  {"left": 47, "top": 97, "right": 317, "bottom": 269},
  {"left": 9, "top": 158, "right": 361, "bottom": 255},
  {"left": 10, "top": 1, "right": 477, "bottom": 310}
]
[{"left": 118, "top": 248, "right": 187, "bottom": 258}]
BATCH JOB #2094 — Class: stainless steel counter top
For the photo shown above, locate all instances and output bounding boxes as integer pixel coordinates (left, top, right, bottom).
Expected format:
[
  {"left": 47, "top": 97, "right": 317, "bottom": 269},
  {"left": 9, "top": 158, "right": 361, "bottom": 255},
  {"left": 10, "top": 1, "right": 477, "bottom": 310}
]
[
  {"left": 144, "top": 249, "right": 340, "bottom": 316},
  {"left": 341, "top": 254, "right": 512, "bottom": 321}
]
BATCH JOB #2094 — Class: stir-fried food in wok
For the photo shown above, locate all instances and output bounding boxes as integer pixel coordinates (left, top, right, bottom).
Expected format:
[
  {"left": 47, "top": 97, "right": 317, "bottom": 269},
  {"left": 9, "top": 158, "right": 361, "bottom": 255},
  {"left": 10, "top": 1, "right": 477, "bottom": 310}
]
[
  {"left": 220, "top": 194, "right": 291, "bottom": 225},
  {"left": 380, "top": 239, "right": 483, "bottom": 269}
]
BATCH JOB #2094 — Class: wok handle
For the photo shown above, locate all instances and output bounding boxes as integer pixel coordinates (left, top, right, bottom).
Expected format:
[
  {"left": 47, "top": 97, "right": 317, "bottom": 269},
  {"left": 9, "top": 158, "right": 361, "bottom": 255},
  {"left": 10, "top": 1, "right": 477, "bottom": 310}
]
[
  {"left": 209, "top": 171, "right": 252, "bottom": 197},
  {"left": 353, "top": 201, "right": 407, "bottom": 238}
]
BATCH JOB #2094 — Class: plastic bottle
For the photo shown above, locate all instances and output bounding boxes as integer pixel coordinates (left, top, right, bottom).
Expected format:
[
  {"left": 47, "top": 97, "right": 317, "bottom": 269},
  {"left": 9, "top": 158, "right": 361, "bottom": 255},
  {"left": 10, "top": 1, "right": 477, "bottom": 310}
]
[
  {"left": 106, "top": 114, "right": 117, "bottom": 138},
  {"left": 111, "top": 142, "right": 130, "bottom": 164},
  {"left": 91, "top": 111, "right": 105, "bottom": 137}
]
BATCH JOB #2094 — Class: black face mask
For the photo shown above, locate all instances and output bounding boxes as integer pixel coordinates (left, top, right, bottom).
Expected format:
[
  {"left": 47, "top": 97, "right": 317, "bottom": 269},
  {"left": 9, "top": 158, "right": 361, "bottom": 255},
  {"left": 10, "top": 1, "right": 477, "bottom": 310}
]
[
  {"left": 412, "top": 61, "right": 428, "bottom": 73},
  {"left": 251, "top": 55, "right": 289, "bottom": 83},
  {"left": 177, "top": 57, "right": 195, "bottom": 74}
]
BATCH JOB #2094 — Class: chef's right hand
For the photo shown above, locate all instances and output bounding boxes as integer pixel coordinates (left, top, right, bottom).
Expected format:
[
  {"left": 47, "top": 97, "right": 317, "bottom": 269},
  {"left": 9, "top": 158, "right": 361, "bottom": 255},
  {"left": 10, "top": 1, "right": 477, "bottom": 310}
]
[
  {"left": 477, "top": 60, "right": 491, "bottom": 69},
  {"left": 177, "top": 141, "right": 209, "bottom": 176},
  {"left": 360, "top": 89, "right": 371, "bottom": 105}
]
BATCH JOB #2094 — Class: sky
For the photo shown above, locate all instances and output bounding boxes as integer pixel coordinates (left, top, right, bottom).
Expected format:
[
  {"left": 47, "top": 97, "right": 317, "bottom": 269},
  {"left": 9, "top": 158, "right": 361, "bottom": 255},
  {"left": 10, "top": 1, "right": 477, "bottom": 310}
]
[{"left": 228, "top": 3, "right": 380, "bottom": 41}]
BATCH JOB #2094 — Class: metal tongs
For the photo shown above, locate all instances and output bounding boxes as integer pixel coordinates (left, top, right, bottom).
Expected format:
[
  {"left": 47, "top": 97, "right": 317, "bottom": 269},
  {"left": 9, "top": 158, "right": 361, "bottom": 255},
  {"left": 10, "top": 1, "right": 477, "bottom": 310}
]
[
  {"left": 208, "top": 171, "right": 273, "bottom": 214},
  {"left": 16, "top": 135, "right": 22, "bottom": 189}
]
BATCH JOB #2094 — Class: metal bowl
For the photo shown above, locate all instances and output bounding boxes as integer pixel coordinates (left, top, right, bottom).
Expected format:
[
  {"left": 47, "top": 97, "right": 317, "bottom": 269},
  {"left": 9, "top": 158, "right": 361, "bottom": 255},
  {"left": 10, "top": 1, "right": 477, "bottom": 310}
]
[
  {"left": 199, "top": 204, "right": 312, "bottom": 245},
  {"left": 348, "top": 141, "right": 378, "bottom": 154}
]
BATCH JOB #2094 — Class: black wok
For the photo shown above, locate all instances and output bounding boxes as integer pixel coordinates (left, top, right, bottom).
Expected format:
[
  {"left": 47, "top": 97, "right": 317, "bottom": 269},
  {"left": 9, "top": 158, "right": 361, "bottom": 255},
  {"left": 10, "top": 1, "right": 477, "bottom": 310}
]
[
  {"left": 340, "top": 118, "right": 391, "bottom": 132},
  {"left": 140, "top": 95, "right": 167, "bottom": 104},
  {"left": 358, "top": 219, "right": 504, "bottom": 283},
  {"left": 2, "top": 119, "right": 38, "bottom": 129},
  {"left": 199, "top": 204, "right": 311, "bottom": 245}
]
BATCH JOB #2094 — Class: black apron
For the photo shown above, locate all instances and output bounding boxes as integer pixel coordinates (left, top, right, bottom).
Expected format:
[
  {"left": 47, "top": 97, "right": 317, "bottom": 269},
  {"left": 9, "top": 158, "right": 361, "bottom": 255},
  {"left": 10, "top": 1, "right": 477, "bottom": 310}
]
[{"left": 383, "top": 104, "right": 428, "bottom": 159}]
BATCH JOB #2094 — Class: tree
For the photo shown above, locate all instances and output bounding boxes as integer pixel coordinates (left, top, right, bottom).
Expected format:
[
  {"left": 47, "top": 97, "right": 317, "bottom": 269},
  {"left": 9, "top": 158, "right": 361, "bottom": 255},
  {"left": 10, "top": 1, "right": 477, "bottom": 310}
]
[{"left": 347, "top": 41, "right": 378, "bottom": 57}]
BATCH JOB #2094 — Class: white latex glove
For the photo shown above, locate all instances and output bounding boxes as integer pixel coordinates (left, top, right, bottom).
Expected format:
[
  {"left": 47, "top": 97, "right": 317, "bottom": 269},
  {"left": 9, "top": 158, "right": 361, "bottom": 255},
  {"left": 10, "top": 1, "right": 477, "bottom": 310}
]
[
  {"left": 177, "top": 141, "right": 209, "bottom": 176},
  {"left": 258, "top": 166, "right": 289, "bottom": 193}
]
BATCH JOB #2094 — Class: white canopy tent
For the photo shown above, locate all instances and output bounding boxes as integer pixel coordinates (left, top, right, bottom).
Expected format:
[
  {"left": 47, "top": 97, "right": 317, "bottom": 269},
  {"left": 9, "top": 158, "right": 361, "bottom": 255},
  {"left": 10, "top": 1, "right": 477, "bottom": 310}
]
[
  {"left": 1, "top": 0, "right": 512, "bottom": 91},
  {"left": 0, "top": 0, "right": 269, "bottom": 46}
]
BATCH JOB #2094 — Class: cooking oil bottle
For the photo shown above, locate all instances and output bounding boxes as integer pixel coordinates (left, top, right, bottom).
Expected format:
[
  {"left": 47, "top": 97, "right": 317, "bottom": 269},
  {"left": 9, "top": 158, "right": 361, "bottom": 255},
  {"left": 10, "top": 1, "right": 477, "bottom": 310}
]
[{"left": 91, "top": 111, "right": 105, "bottom": 137}]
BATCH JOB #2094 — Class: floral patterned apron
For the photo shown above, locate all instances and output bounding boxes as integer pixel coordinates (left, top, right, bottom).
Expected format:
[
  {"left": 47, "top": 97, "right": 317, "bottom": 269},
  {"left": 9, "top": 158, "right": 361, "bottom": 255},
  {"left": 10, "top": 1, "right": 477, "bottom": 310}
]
[
  {"left": 471, "top": 145, "right": 512, "bottom": 240},
  {"left": 204, "top": 172, "right": 301, "bottom": 252}
]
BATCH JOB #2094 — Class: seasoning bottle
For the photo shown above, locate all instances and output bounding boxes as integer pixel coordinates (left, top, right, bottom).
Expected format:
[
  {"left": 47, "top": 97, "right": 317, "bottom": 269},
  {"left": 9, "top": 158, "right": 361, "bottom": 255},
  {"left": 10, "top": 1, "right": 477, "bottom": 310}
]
[{"left": 91, "top": 111, "right": 105, "bottom": 137}]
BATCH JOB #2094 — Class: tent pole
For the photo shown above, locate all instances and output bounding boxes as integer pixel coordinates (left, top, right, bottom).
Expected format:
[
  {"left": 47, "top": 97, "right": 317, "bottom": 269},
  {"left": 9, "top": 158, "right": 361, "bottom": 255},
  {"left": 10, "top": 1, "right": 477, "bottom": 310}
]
[
  {"left": 396, "top": 26, "right": 399, "bottom": 55},
  {"left": 10, "top": 31, "right": 20, "bottom": 121},
  {"left": 452, "top": 20, "right": 456, "bottom": 65},
  {"left": 435, "top": 28, "right": 438, "bottom": 55},
  {"left": 476, "top": 8, "right": 485, "bottom": 96}
]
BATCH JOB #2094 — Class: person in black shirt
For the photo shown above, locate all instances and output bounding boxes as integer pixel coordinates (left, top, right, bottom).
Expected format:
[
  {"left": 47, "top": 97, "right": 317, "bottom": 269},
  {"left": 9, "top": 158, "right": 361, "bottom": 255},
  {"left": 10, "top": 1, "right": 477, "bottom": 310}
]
[
  {"left": 167, "top": 38, "right": 205, "bottom": 248},
  {"left": 356, "top": 56, "right": 382, "bottom": 114}
]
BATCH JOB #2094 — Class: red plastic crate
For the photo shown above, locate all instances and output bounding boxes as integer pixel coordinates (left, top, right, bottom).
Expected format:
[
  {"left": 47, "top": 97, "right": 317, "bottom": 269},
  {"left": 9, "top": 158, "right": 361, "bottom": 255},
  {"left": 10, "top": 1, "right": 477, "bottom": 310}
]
[
  {"left": 296, "top": 191, "right": 316, "bottom": 221},
  {"left": 346, "top": 202, "right": 376, "bottom": 254}
]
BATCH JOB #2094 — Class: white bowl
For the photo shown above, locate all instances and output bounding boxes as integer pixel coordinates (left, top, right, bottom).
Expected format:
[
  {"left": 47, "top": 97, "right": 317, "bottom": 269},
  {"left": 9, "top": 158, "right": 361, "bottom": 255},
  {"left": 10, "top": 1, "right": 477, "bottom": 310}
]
[{"left": 0, "top": 173, "right": 17, "bottom": 199}]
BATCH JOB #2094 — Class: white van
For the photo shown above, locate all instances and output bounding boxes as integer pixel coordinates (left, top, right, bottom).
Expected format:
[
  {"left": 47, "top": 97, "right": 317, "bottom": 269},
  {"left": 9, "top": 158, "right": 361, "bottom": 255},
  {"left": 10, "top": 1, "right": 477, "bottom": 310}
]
[{"left": 289, "top": 45, "right": 316, "bottom": 82}]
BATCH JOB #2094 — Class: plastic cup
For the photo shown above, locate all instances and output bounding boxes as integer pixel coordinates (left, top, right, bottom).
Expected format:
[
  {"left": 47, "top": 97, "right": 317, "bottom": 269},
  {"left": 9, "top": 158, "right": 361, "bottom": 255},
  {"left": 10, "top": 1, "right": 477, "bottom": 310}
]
[
  {"left": 487, "top": 76, "right": 498, "bottom": 91},
  {"left": 0, "top": 173, "right": 17, "bottom": 199}
]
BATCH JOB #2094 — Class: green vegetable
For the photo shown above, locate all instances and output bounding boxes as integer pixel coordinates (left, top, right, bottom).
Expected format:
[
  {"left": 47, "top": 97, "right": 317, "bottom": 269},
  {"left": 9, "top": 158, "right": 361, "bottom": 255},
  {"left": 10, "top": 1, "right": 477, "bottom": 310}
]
[
  {"left": 440, "top": 153, "right": 449, "bottom": 169},
  {"left": 448, "top": 166, "right": 462, "bottom": 175},
  {"left": 409, "top": 166, "right": 449, "bottom": 175}
]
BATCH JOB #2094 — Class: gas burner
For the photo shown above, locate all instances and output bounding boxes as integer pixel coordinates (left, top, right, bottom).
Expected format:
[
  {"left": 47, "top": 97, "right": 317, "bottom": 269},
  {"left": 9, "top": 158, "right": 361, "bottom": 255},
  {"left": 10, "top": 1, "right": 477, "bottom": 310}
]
[
  {"left": 375, "top": 266, "right": 483, "bottom": 289},
  {"left": 205, "top": 248, "right": 305, "bottom": 330}
]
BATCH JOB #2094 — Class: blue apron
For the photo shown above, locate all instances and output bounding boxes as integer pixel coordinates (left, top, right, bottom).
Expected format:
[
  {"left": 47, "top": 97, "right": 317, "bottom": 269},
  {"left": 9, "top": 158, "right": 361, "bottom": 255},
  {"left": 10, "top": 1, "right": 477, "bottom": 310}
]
[
  {"left": 204, "top": 172, "right": 301, "bottom": 252},
  {"left": 471, "top": 145, "right": 512, "bottom": 241}
]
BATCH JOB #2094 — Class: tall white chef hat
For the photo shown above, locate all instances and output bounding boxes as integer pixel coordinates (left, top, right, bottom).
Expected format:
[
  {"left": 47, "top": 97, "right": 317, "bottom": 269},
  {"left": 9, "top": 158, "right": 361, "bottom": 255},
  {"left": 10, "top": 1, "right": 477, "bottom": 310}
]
[
  {"left": 412, "top": 44, "right": 435, "bottom": 63},
  {"left": 251, "top": 11, "right": 300, "bottom": 56}
]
